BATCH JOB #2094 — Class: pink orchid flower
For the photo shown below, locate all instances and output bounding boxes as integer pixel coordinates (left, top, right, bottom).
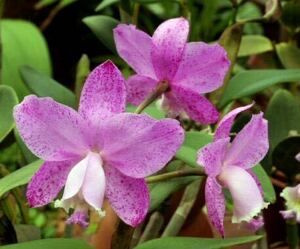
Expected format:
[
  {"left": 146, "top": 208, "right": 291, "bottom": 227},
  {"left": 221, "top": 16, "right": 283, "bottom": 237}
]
[
  {"left": 280, "top": 184, "right": 300, "bottom": 223},
  {"left": 197, "top": 103, "right": 269, "bottom": 236},
  {"left": 14, "top": 60, "right": 184, "bottom": 227},
  {"left": 113, "top": 17, "right": 230, "bottom": 124}
]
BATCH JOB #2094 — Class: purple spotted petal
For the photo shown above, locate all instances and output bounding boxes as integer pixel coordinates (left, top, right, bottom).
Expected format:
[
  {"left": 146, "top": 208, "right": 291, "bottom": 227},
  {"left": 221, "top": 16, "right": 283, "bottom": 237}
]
[
  {"left": 205, "top": 177, "right": 226, "bottom": 237},
  {"left": 114, "top": 24, "right": 156, "bottom": 79},
  {"left": 67, "top": 211, "right": 89, "bottom": 227},
  {"left": 79, "top": 60, "right": 126, "bottom": 125},
  {"left": 126, "top": 75, "right": 158, "bottom": 106},
  {"left": 27, "top": 160, "right": 76, "bottom": 207},
  {"left": 105, "top": 166, "right": 149, "bottom": 227},
  {"left": 244, "top": 216, "right": 264, "bottom": 232},
  {"left": 225, "top": 113, "right": 269, "bottom": 169},
  {"left": 171, "top": 85, "right": 219, "bottom": 124},
  {"left": 151, "top": 17, "right": 189, "bottom": 80},
  {"left": 219, "top": 166, "right": 267, "bottom": 223},
  {"left": 214, "top": 103, "right": 254, "bottom": 141},
  {"left": 173, "top": 42, "right": 230, "bottom": 93},
  {"left": 197, "top": 138, "right": 230, "bottom": 177},
  {"left": 98, "top": 113, "right": 184, "bottom": 178},
  {"left": 14, "top": 95, "right": 90, "bottom": 161}
]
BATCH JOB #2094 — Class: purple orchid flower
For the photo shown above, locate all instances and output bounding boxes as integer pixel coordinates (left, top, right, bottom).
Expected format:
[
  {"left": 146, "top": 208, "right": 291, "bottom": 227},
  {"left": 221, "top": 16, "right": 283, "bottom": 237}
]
[
  {"left": 197, "top": 103, "right": 269, "bottom": 236},
  {"left": 113, "top": 17, "right": 230, "bottom": 124},
  {"left": 14, "top": 60, "right": 184, "bottom": 227}
]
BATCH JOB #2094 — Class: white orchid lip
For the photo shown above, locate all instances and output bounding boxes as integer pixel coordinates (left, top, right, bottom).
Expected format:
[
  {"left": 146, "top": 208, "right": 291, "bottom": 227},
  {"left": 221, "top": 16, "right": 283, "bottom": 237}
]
[{"left": 55, "top": 152, "right": 106, "bottom": 219}]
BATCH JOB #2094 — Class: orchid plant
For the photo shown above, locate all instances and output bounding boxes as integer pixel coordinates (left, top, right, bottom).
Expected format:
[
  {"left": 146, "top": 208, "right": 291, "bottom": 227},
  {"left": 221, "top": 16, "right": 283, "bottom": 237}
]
[{"left": 1, "top": 1, "right": 300, "bottom": 249}]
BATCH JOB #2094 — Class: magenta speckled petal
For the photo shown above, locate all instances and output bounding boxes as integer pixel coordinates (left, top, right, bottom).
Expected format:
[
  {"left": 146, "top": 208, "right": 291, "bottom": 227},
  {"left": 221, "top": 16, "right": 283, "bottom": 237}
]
[
  {"left": 197, "top": 138, "right": 230, "bottom": 177},
  {"left": 114, "top": 24, "right": 156, "bottom": 79},
  {"left": 98, "top": 113, "right": 184, "bottom": 178},
  {"left": 244, "top": 216, "right": 264, "bottom": 232},
  {"left": 126, "top": 74, "right": 158, "bottom": 106},
  {"left": 171, "top": 85, "right": 219, "bottom": 124},
  {"left": 105, "top": 166, "right": 149, "bottom": 227},
  {"left": 214, "top": 103, "right": 254, "bottom": 141},
  {"left": 205, "top": 177, "right": 226, "bottom": 237},
  {"left": 219, "top": 166, "right": 267, "bottom": 223},
  {"left": 151, "top": 17, "right": 189, "bottom": 80},
  {"left": 27, "top": 160, "right": 76, "bottom": 207},
  {"left": 173, "top": 42, "right": 230, "bottom": 93},
  {"left": 14, "top": 95, "right": 90, "bottom": 161},
  {"left": 79, "top": 60, "right": 126, "bottom": 125},
  {"left": 225, "top": 113, "right": 269, "bottom": 169}
]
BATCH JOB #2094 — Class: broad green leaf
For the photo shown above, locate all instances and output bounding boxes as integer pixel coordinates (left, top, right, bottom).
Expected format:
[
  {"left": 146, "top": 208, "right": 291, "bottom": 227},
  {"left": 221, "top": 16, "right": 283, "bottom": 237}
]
[
  {"left": 176, "top": 132, "right": 213, "bottom": 167},
  {"left": 14, "top": 225, "right": 41, "bottom": 242},
  {"left": 276, "top": 43, "right": 300, "bottom": 69},
  {"left": 96, "top": 0, "right": 119, "bottom": 11},
  {"left": 0, "top": 160, "right": 42, "bottom": 198},
  {"left": 126, "top": 104, "right": 165, "bottom": 119},
  {"left": 219, "top": 69, "right": 300, "bottom": 108},
  {"left": 132, "top": 0, "right": 179, "bottom": 3},
  {"left": 281, "top": 2, "right": 300, "bottom": 30},
  {"left": 83, "top": 15, "right": 119, "bottom": 53},
  {"left": 35, "top": 0, "right": 58, "bottom": 9},
  {"left": 238, "top": 35, "right": 273, "bottom": 57},
  {"left": 0, "top": 86, "right": 18, "bottom": 142},
  {"left": 58, "top": 0, "right": 78, "bottom": 7},
  {"left": 14, "top": 129, "right": 37, "bottom": 163},
  {"left": 149, "top": 176, "right": 198, "bottom": 211},
  {"left": 1, "top": 19, "right": 51, "bottom": 100},
  {"left": 265, "top": 89, "right": 300, "bottom": 150},
  {"left": 1, "top": 239, "right": 92, "bottom": 249},
  {"left": 20, "top": 66, "right": 76, "bottom": 108},
  {"left": 134, "top": 236, "right": 262, "bottom": 249},
  {"left": 252, "top": 164, "right": 276, "bottom": 203},
  {"left": 273, "top": 136, "right": 300, "bottom": 180}
]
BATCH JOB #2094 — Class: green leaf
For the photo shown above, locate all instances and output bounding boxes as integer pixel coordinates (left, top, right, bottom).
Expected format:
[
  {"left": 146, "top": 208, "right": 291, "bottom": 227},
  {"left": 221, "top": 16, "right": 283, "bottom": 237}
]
[
  {"left": 252, "top": 164, "right": 276, "bottom": 203},
  {"left": 149, "top": 176, "right": 198, "bottom": 211},
  {"left": 176, "top": 132, "right": 213, "bottom": 167},
  {"left": 58, "top": 0, "right": 78, "bottom": 7},
  {"left": 219, "top": 69, "right": 300, "bottom": 108},
  {"left": 14, "top": 225, "right": 41, "bottom": 242},
  {"left": 14, "top": 129, "right": 37, "bottom": 163},
  {"left": 238, "top": 35, "right": 273, "bottom": 57},
  {"left": 276, "top": 43, "right": 300, "bottom": 69},
  {"left": 1, "top": 239, "right": 92, "bottom": 249},
  {"left": 0, "top": 160, "right": 42, "bottom": 198},
  {"left": 0, "top": 86, "right": 18, "bottom": 142},
  {"left": 265, "top": 89, "right": 300, "bottom": 150},
  {"left": 126, "top": 104, "right": 165, "bottom": 119},
  {"left": 20, "top": 66, "right": 76, "bottom": 108},
  {"left": 35, "top": 0, "right": 58, "bottom": 9},
  {"left": 83, "top": 15, "right": 119, "bottom": 53},
  {"left": 134, "top": 236, "right": 262, "bottom": 249},
  {"left": 1, "top": 19, "right": 51, "bottom": 100},
  {"left": 96, "top": 0, "right": 119, "bottom": 11}
]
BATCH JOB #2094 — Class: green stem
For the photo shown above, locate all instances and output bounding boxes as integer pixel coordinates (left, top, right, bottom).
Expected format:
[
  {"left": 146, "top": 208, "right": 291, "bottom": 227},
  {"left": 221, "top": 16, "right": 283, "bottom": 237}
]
[
  {"left": 75, "top": 54, "right": 90, "bottom": 106},
  {"left": 161, "top": 179, "right": 202, "bottom": 237},
  {"left": 286, "top": 219, "right": 299, "bottom": 249},
  {"left": 132, "top": 3, "right": 140, "bottom": 25},
  {"left": 134, "top": 81, "right": 169, "bottom": 114},
  {"left": 146, "top": 169, "right": 205, "bottom": 184},
  {"left": 138, "top": 212, "right": 164, "bottom": 244}
]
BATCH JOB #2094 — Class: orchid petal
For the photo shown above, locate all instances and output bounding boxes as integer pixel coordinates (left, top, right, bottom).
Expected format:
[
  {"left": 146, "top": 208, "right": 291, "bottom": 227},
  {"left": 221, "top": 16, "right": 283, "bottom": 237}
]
[
  {"left": 126, "top": 75, "right": 158, "bottom": 106},
  {"left": 214, "top": 103, "right": 254, "bottom": 141},
  {"left": 99, "top": 113, "right": 184, "bottom": 178},
  {"left": 219, "top": 166, "right": 268, "bottom": 223},
  {"left": 114, "top": 24, "right": 156, "bottom": 78},
  {"left": 79, "top": 60, "right": 126, "bottom": 125},
  {"left": 82, "top": 152, "right": 105, "bottom": 210},
  {"left": 205, "top": 177, "right": 226, "bottom": 237},
  {"left": 224, "top": 113, "right": 269, "bottom": 169},
  {"left": 171, "top": 85, "right": 219, "bottom": 124},
  {"left": 151, "top": 17, "right": 189, "bottom": 80},
  {"left": 197, "top": 138, "right": 230, "bottom": 177},
  {"left": 244, "top": 216, "right": 264, "bottom": 232},
  {"left": 14, "top": 95, "right": 90, "bottom": 161},
  {"left": 27, "top": 160, "right": 76, "bottom": 207},
  {"left": 105, "top": 166, "right": 149, "bottom": 227},
  {"left": 173, "top": 42, "right": 230, "bottom": 93},
  {"left": 67, "top": 211, "right": 89, "bottom": 227}
]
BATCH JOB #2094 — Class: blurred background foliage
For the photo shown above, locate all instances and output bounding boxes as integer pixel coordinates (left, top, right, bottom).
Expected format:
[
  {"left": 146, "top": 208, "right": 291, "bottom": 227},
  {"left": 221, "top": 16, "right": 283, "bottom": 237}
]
[{"left": 1, "top": 0, "right": 300, "bottom": 248}]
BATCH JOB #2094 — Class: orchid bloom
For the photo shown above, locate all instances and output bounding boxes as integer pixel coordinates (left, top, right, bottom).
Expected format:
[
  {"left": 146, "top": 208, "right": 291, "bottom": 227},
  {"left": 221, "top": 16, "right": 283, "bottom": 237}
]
[
  {"left": 14, "top": 60, "right": 184, "bottom": 227},
  {"left": 197, "top": 103, "right": 269, "bottom": 236},
  {"left": 280, "top": 184, "right": 300, "bottom": 222},
  {"left": 113, "top": 17, "right": 230, "bottom": 124}
]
